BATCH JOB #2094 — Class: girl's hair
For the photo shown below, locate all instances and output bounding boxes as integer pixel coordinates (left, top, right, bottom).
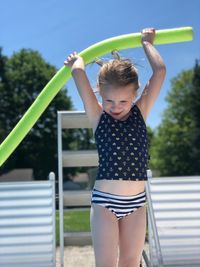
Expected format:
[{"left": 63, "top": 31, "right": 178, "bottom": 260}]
[{"left": 96, "top": 51, "right": 140, "bottom": 91}]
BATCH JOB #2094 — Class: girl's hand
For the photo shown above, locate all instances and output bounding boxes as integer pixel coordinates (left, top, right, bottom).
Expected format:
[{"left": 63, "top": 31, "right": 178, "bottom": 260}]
[
  {"left": 64, "top": 52, "right": 85, "bottom": 70},
  {"left": 141, "top": 28, "right": 155, "bottom": 45}
]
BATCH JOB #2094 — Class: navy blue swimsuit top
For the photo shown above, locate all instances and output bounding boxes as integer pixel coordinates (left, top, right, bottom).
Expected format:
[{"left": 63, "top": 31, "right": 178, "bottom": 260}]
[{"left": 94, "top": 104, "right": 149, "bottom": 181}]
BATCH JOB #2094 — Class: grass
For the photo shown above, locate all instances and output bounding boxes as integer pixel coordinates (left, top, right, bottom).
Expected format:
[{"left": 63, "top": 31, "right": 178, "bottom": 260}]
[{"left": 55, "top": 210, "right": 90, "bottom": 244}]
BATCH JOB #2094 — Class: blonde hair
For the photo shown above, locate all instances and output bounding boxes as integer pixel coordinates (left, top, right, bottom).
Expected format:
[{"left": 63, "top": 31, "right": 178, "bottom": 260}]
[{"left": 95, "top": 51, "right": 139, "bottom": 91}]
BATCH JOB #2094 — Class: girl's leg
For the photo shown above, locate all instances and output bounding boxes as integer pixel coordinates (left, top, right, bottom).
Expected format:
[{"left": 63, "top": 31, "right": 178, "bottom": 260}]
[
  {"left": 90, "top": 204, "right": 119, "bottom": 267},
  {"left": 118, "top": 206, "right": 146, "bottom": 267}
]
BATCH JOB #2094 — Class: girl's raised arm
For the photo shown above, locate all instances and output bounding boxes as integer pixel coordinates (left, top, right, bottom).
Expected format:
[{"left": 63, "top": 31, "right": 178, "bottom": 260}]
[
  {"left": 136, "top": 28, "right": 166, "bottom": 121},
  {"left": 64, "top": 52, "right": 102, "bottom": 130}
]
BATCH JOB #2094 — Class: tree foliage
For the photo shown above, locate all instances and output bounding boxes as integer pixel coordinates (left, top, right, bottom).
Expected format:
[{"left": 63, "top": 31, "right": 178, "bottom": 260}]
[
  {"left": 0, "top": 48, "right": 74, "bottom": 179},
  {"left": 150, "top": 60, "right": 200, "bottom": 176}
]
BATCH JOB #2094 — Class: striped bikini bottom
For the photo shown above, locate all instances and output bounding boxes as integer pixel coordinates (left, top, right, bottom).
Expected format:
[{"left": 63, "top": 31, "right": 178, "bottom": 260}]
[{"left": 91, "top": 188, "right": 146, "bottom": 220}]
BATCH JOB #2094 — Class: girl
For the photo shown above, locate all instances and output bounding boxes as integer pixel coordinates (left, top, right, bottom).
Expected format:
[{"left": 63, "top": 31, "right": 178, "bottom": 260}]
[{"left": 64, "top": 28, "right": 166, "bottom": 267}]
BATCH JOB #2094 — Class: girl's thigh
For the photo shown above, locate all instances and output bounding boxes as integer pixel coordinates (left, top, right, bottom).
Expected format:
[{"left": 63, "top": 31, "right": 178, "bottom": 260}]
[
  {"left": 90, "top": 204, "right": 119, "bottom": 267},
  {"left": 118, "top": 206, "right": 146, "bottom": 267}
]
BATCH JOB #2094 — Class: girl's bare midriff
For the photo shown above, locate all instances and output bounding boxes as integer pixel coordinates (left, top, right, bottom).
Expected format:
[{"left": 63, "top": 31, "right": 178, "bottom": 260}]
[{"left": 94, "top": 179, "right": 145, "bottom": 196}]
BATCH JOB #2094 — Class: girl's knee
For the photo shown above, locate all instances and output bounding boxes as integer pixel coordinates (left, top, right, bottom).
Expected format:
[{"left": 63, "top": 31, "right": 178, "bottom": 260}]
[{"left": 93, "top": 241, "right": 118, "bottom": 267}]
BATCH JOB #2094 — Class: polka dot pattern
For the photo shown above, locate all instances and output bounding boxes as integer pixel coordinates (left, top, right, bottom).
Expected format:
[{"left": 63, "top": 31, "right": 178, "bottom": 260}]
[{"left": 95, "top": 104, "right": 149, "bottom": 180}]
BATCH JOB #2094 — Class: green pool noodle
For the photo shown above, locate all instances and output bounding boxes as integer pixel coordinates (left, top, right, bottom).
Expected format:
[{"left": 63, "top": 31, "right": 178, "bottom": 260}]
[{"left": 0, "top": 27, "right": 193, "bottom": 166}]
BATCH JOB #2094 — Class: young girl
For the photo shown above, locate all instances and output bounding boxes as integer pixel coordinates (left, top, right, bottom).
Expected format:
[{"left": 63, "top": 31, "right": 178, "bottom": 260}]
[{"left": 64, "top": 28, "right": 166, "bottom": 267}]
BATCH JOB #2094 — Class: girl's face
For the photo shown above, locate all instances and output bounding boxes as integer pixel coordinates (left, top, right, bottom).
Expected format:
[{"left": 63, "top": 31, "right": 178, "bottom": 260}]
[{"left": 100, "top": 84, "right": 137, "bottom": 120}]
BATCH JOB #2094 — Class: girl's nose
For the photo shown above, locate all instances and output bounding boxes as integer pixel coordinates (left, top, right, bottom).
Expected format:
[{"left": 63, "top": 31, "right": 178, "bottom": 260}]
[{"left": 111, "top": 104, "right": 121, "bottom": 112}]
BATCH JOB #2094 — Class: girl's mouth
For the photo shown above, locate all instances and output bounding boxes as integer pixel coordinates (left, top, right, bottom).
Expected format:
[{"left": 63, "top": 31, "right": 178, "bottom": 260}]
[{"left": 110, "top": 111, "right": 122, "bottom": 116}]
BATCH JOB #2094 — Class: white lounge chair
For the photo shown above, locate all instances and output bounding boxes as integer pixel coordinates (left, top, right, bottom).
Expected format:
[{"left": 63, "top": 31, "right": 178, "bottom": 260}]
[
  {"left": 0, "top": 172, "right": 56, "bottom": 267},
  {"left": 145, "top": 174, "right": 200, "bottom": 266}
]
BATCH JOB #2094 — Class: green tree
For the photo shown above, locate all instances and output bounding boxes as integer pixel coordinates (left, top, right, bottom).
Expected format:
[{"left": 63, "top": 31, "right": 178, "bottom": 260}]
[
  {"left": 151, "top": 61, "right": 200, "bottom": 176},
  {"left": 190, "top": 60, "right": 200, "bottom": 172},
  {"left": 0, "top": 48, "right": 74, "bottom": 179},
  {"left": 147, "top": 126, "right": 155, "bottom": 170}
]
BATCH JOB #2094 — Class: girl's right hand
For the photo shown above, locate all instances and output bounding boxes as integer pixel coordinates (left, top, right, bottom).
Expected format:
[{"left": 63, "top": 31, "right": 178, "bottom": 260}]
[{"left": 64, "top": 52, "right": 85, "bottom": 70}]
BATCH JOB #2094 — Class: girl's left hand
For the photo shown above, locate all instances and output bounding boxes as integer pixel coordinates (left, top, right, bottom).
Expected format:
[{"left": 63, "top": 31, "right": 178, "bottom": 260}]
[{"left": 141, "top": 28, "right": 155, "bottom": 44}]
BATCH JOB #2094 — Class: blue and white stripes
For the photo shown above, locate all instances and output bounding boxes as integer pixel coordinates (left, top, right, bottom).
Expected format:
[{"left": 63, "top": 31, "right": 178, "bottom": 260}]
[{"left": 91, "top": 188, "right": 146, "bottom": 220}]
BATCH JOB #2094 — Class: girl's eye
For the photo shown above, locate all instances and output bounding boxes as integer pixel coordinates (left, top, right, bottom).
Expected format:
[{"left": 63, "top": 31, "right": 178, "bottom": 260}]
[
  {"left": 106, "top": 100, "right": 112, "bottom": 103},
  {"left": 120, "top": 101, "right": 127, "bottom": 103}
]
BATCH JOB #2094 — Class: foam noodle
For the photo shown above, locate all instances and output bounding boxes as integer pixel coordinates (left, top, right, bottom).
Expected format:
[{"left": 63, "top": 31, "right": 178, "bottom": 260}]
[{"left": 0, "top": 27, "right": 193, "bottom": 166}]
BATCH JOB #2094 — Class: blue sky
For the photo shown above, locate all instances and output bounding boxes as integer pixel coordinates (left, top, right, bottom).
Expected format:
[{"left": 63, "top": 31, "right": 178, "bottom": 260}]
[{"left": 1, "top": 0, "right": 199, "bottom": 129}]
